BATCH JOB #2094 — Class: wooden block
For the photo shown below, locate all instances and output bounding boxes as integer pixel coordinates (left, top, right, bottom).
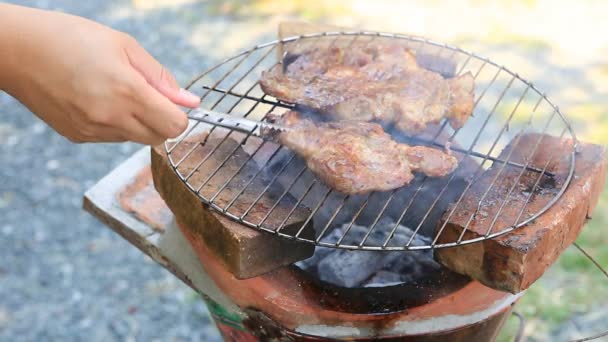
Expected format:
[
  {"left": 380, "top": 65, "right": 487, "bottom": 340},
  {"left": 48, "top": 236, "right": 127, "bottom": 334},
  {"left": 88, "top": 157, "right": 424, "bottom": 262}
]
[
  {"left": 83, "top": 148, "right": 159, "bottom": 243},
  {"left": 151, "top": 133, "right": 315, "bottom": 279},
  {"left": 117, "top": 167, "right": 173, "bottom": 233},
  {"left": 436, "top": 133, "right": 607, "bottom": 293}
]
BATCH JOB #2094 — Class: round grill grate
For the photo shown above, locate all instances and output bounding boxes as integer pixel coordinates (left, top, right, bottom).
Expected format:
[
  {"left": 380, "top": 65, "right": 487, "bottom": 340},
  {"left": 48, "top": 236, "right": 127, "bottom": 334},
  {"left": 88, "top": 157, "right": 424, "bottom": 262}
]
[{"left": 165, "top": 32, "right": 576, "bottom": 251}]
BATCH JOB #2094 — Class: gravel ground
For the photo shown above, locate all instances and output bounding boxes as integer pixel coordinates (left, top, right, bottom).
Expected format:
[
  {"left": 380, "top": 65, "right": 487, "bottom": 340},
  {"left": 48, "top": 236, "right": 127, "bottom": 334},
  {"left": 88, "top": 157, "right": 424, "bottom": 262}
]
[{"left": 0, "top": 1, "right": 263, "bottom": 341}]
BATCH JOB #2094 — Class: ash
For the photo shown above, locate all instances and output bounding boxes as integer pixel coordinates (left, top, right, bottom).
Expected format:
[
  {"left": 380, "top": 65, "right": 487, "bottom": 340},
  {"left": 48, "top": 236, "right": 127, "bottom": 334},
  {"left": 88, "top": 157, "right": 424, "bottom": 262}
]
[{"left": 296, "top": 218, "right": 442, "bottom": 288}]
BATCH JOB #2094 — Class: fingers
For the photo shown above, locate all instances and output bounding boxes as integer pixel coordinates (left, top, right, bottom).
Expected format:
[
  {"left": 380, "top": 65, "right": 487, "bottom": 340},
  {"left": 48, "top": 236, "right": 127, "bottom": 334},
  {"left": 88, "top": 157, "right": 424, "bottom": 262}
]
[
  {"left": 124, "top": 39, "right": 200, "bottom": 108},
  {"left": 131, "top": 75, "right": 190, "bottom": 139},
  {"left": 66, "top": 116, "right": 164, "bottom": 145},
  {"left": 76, "top": 115, "right": 167, "bottom": 145},
  {"left": 121, "top": 36, "right": 195, "bottom": 140},
  {"left": 121, "top": 114, "right": 166, "bottom": 146}
]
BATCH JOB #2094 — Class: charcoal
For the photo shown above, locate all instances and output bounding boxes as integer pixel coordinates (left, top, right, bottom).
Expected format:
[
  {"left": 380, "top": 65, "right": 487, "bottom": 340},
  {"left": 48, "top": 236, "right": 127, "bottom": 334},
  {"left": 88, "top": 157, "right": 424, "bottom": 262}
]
[
  {"left": 310, "top": 220, "right": 441, "bottom": 288},
  {"left": 364, "top": 271, "right": 404, "bottom": 288},
  {"left": 294, "top": 246, "right": 334, "bottom": 272},
  {"left": 316, "top": 227, "right": 390, "bottom": 287}
]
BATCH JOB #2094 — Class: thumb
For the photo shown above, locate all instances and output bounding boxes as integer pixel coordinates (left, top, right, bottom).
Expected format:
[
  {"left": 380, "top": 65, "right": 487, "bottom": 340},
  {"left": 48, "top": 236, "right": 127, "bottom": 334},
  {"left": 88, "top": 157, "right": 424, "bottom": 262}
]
[{"left": 124, "top": 38, "right": 200, "bottom": 108}]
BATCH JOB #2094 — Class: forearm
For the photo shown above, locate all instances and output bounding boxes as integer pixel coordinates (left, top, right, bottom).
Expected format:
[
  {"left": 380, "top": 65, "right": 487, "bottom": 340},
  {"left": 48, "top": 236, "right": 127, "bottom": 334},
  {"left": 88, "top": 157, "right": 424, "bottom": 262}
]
[
  {"left": 0, "top": 3, "right": 33, "bottom": 91},
  {"left": 0, "top": 4, "right": 47, "bottom": 92}
]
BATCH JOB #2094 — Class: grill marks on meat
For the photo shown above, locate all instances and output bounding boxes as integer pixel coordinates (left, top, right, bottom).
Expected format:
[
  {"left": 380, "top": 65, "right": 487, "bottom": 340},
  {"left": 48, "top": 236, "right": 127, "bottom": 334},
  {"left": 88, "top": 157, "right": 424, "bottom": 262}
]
[
  {"left": 260, "top": 43, "right": 475, "bottom": 134},
  {"left": 267, "top": 111, "right": 458, "bottom": 195}
]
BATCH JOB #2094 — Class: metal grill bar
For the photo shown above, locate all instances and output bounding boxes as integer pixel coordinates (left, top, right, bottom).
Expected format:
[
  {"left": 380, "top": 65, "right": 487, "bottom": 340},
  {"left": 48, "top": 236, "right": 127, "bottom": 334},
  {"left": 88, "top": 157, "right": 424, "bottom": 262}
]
[
  {"left": 336, "top": 195, "right": 373, "bottom": 245},
  {"left": 256, "top": 166, "right": 309, "bottom": 226},
  {"left": 315, "top": 194, "right": 350, "bottom": 243},
  {"left": 294, "top": 188, "right": 333, "bottom": 238},
  {"left": 511, "top": 126, "right": 567, "bottom": 227},
  {"left": 382, "top": 64, "right": 505, "bottom": 248},
  {"left": 208, "top": 138, "right": 269, "bottom": 202},
  {"left": 482, "top": 109, "right": 559, "bottom": 236},
  {"left": 444, "top": 127, "right": 573, "bottom": 247},
  {"left": 344, "top": 32, "right": 363, "bottom": 49},
  {"left": 372, "top": 52, "right": 499, "bottom": 248},
  {"left": 406, "top": 75, "right": 520, "bottom": 247},
  {"left": 201, "top": 86, "right": 293, "bottom": 109},
  {"left": 265, "top": 36, "right": 393, "bottom": 234},
  {"left": 473, "top": 62, "right": 492, "bottom": 109},
  {"left": 433, "top": 90, "right": 542, "bottom": 245},
  {"left": 275, "top": 179, "right": 318, "bottom": 233},
  {"left": 359, "top": 190, "right": 398, "bottom": 247},
  {"left": 318, "top": 35, "right": 426, "bottom": 245},
  {"left": 223, "top": 144, "right": 284, "bottom": 210},
  {"left": 185, "top": 91, "right": 265, "bottom": 182},
  {"left": 456, "top": 53, "right": 473, "bottom": 76},
  {"left": 194, "top": 129, "right": 257, "bottom": 193},
  {"left": 408, "top": 136, "right": 553, "bottom": 176},
  {"left": 197, "top": 89, "right": 548, "bottom": 177},
  {"left": 327, "top": 36, "right": 433, "bottom": 245},
  {"left": 189, "top": 94, "right": 281, "bottom": 189},
  {"left": 226, "top": 146, "right": 288, "bottom": 210},
  {"left": 358, "top": 42, "right": 455, "bottom": 247},
  {"left": 240, "top": 153, "right": 298, "bottom": 218},
  {"left": 454, "top": 85, "right": 536, "bottom": 242},
  {"left": 429, "top": 73, "right": 517, "bottom": 246},
  {"left": 177, "top": 47, "right": 279, "bottom": 175},
  {"left": 377, "top": 120, "right": 461, "bottom": 247},
  {"left": 168, "top": 49, "right": 258, "bottom": 155},
  {"left": 168, "top": 31, "right": 577, "bottom": 251}
]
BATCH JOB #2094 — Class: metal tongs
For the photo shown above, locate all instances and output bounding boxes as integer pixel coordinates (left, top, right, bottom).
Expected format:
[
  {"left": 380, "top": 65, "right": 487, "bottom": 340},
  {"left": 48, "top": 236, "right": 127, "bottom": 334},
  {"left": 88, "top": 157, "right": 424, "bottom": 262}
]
[
  {"left": 187, "top": 108, "right": 554, "bottom": 177},
  {"left": 187, "top": 108, "right": 289, "bottom": 139}
]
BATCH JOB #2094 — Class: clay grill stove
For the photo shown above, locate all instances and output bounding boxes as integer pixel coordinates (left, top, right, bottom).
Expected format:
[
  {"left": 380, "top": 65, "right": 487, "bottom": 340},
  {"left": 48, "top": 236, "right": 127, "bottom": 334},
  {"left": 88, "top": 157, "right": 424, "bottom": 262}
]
[
  {"left": 84, "top": 28, "right": 608, "bottom": 342},
  {"left": 158, "top": 31, "right": 600, "bottom": 341}
]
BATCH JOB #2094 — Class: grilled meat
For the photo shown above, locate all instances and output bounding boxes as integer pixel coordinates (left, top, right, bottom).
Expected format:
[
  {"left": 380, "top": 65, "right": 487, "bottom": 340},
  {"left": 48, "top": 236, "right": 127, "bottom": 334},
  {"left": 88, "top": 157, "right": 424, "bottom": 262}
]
[
  {"left": 267, "top": 111, "right": 458, "bottom": 195},
  {"left": 260, "top": 42, "right": 475, "bottom": 134}
]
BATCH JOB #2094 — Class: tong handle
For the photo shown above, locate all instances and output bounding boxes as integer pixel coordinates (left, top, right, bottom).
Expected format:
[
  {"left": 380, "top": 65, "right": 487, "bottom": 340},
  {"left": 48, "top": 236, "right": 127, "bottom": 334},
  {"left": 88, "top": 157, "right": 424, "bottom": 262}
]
[{"left": 188, "top": 108, "right": 263, "bottom": 136}]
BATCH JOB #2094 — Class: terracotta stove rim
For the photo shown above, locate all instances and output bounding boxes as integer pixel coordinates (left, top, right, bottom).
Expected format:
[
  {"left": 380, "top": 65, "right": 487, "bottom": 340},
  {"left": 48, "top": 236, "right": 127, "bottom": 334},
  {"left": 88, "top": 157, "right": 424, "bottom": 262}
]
[{"left": 176, "top": 219, "right": 519, "bottom": 331}]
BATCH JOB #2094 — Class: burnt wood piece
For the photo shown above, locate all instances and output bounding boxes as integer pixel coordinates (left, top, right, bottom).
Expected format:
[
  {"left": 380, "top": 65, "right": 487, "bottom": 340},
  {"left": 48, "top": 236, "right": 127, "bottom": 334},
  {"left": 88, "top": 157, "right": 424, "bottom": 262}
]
[
  {"left": 151, "top": 133, "right": 314, "bottom": 279},
  {"left": 436, "top": 133, "right": 606, "bottom": 293}
]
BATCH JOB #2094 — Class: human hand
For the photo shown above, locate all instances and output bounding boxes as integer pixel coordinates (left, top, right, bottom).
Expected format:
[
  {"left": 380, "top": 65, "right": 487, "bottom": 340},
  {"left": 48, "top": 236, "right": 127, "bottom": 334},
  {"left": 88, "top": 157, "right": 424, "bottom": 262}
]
[{"left": 0, "top": 4, "right": 199, "bottom": 145}]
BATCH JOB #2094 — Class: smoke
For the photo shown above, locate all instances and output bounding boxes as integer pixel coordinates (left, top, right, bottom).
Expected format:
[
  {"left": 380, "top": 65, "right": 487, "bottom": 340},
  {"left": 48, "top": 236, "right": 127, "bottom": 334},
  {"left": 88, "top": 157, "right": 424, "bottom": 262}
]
[{"left": 235, "top": 40, "right": 475, "bottom": 288}]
